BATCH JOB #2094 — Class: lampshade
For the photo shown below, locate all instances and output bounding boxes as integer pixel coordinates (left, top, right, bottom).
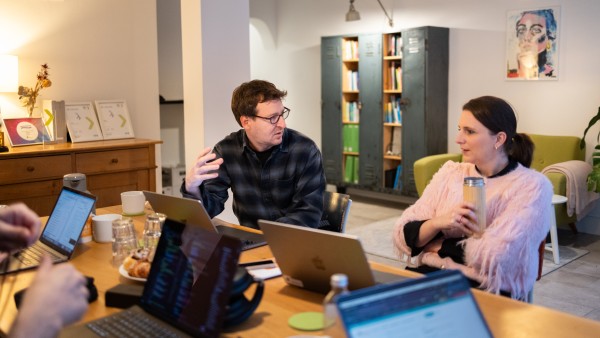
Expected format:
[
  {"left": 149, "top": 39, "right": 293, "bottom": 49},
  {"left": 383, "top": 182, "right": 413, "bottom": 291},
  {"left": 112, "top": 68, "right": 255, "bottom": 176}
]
[
  {"left": 0, "top": 55, "right": 18, "bottom": 93},
  {"left": 346, "top": 0, "right": 361, "bottom": 21}
]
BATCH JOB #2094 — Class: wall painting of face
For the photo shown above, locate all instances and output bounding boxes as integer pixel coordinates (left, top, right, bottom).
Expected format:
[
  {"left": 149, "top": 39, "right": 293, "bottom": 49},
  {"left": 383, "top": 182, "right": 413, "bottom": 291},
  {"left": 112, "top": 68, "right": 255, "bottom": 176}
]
[{"left": 506, "top": 6, "right": 560, "bottom": 80}]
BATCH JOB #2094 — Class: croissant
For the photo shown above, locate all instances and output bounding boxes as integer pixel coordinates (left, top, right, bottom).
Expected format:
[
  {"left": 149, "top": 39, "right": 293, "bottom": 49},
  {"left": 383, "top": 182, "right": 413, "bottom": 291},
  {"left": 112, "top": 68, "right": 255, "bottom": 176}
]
[{"left": 130, "top": 261, "right": 151, "bottom": 278}]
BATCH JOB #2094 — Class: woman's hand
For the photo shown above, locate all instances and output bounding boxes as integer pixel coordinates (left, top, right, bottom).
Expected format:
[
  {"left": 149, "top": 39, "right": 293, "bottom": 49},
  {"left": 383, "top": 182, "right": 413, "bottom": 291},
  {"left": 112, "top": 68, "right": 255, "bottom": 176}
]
[{"left": 430, "top": 202, "right": 479, "bottom": 237}]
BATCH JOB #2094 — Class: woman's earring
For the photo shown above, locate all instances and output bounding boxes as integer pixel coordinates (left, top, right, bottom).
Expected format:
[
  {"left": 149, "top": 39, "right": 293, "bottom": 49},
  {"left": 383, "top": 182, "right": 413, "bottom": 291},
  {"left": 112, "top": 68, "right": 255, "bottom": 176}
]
[
  {"left": 547, "top": 40, "right": 551, "bottom": 51},
  {"left": 494, "top": 144, "right": 499, "bottom": 150}
]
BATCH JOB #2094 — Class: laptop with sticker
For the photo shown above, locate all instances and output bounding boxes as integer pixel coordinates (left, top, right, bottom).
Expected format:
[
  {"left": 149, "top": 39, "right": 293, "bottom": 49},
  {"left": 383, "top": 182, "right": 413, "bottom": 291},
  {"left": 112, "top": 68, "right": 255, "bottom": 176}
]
[
  {"left": 0, "top": 186, "right": 96, "bottom": 275},
  {"left": 258, "top": 219, "right": 408, "bottom": 294}
]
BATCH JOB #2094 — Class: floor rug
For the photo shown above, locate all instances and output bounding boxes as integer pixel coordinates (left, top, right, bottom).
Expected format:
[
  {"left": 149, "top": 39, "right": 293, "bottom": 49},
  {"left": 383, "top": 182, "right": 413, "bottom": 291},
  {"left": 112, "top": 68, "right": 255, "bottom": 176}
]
[{"left": 347, "top": 217, "right": 589, "bottom": 276}]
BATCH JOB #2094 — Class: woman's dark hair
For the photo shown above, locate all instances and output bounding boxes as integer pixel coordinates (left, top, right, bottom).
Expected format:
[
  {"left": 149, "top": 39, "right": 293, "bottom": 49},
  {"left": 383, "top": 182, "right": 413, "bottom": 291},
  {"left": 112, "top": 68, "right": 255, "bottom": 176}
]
[
  {"left": 231, "top": 80, "right": 287, "bottom": 127},
  {"left": 462, "top": 96, "right": 534, "bottom": 168}
]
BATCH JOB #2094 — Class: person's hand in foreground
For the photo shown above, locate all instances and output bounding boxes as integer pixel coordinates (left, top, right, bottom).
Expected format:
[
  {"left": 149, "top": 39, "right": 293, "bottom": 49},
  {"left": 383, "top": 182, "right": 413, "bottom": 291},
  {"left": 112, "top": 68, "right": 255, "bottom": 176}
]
[
  {"left": 0, "top": 203, "right": 41, "bottom": 252},
  {"left": 9, "top": 256, "right": 89, "bottom": 338}
]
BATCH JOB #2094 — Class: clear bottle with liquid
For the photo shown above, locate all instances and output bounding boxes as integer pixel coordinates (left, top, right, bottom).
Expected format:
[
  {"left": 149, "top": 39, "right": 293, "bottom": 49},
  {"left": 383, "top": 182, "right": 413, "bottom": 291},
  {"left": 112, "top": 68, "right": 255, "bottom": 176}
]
[{"left": 323, "top": 273, "right": 349, "bottom": 336}]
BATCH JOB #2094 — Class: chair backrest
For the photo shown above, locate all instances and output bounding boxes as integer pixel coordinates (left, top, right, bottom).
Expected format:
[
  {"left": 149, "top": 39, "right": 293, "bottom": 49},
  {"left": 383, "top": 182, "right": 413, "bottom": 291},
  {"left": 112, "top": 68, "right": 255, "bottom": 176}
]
[
  {"left": 529, "top": 134, "right": 585, "bottom": 172},
  {"left": 319, "top": 191, "right": 352, "bottom": 233},
  {"left": 413, "top": 153, "right": 462, "bottom": 197}
]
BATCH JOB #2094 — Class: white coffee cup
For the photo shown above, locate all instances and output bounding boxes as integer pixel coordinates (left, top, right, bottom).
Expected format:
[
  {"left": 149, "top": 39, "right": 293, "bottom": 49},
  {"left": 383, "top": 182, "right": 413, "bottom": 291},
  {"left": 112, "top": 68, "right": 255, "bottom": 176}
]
[
  {"left": 121, "top": 191, "right": 146, "bottom": 216},
  {"left": 92, "top": 214, "right": 121, "bottom": 243}
]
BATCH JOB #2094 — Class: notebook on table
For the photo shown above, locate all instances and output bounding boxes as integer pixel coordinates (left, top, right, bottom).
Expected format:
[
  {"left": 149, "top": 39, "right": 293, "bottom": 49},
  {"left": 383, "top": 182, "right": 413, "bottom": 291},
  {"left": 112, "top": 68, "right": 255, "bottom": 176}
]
[
  {"left": 143, "top": 191, "right": 266, "bottom": 251},
  {"left": 335, "top": 269, "right": 493, "bottom": 338},
  {"left": 61, "top": 217, "right": 243, "bottom": 338},
  {"left": 0, "top": 186, "right": 96, "bottom": 275},
  {"left": 257, "top": 219, "right": 408, "bottom": 294}
]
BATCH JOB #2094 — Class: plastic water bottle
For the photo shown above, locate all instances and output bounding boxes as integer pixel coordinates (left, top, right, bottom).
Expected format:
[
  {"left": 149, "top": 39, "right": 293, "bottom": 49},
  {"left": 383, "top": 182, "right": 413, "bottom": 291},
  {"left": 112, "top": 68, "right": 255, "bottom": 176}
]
[{"left": 323, "top": 273, "right": 349, "bottom": 336}]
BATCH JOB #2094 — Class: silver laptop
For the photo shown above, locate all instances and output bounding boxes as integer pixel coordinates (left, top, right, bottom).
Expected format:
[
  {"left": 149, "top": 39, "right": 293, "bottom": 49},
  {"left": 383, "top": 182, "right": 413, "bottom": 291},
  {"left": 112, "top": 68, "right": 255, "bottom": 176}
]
[
  {"left": 336, "top": 270, "right": 493, "bottom": 338},
  {"left": 61, "top": 218, "right": 242, "bottom": 338},
  {"left": 143, "top": 191, "right": 266, "bottom": 251},
  {"left": 0, "top": 186, "right": 96, "bottom": 275},
  {"left": 258, "top": 220, "right": 408, "bottom": 294}
]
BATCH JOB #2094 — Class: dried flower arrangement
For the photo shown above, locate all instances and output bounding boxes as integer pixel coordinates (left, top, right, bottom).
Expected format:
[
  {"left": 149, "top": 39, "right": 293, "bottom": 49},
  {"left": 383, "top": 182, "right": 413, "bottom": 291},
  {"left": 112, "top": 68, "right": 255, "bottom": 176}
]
[{"left": 18, "top": 63, "right": 52, "bottom": 117}]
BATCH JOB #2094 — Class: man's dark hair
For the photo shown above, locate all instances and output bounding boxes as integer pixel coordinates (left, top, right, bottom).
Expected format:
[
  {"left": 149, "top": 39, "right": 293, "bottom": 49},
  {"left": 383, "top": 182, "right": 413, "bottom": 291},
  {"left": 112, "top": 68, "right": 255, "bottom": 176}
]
[{"left": 231, "top": 80, "right": 287, "bottom": 127}]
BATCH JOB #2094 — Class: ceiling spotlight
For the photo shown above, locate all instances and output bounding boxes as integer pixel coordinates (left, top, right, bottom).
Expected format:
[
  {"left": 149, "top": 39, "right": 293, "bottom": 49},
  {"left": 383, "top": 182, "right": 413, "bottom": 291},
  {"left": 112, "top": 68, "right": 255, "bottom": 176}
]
[{"left": 346, "top": 0, "right": 361, "bottom": 22}]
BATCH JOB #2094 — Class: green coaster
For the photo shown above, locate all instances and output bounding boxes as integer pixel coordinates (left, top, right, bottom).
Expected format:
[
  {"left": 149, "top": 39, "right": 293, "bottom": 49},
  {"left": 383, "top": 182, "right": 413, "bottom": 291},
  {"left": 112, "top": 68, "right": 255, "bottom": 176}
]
[{"left": 288, "top": 312, "right": 324, "bottom": 331}]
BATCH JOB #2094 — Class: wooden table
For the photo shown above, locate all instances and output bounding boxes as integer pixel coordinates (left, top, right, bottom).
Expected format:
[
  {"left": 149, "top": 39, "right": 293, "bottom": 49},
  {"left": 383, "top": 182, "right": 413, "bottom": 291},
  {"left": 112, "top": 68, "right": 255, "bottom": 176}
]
[{"left": 1, "top": 205, "right": 599, "bottom": 337}]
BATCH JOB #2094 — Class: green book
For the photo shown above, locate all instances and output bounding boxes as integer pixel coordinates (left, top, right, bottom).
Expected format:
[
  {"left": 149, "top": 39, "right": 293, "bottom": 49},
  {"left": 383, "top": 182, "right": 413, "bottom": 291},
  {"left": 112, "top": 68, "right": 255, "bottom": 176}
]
[
  {"left": 342, "top": 125, "right": 350, "bottom": 152},
  {"left": 352, "top": 156, "right": 359, "bottom": 184},
  {"left": 344, "top": 155, "right": 354, "bottom": 183}
]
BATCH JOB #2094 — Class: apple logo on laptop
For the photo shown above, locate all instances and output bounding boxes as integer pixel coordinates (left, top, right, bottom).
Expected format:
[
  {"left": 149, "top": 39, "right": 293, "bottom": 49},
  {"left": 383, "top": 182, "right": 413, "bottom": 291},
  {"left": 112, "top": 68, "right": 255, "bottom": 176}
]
[{"left": 311, "top": 256, "right": 325, "bottom": 271}]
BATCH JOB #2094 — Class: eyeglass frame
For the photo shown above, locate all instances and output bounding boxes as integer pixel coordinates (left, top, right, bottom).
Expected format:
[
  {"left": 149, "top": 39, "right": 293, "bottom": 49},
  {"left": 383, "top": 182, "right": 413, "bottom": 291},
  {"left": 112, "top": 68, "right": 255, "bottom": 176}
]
[{"left": 251, "top": 107, "right": 290, "bottom": 125}]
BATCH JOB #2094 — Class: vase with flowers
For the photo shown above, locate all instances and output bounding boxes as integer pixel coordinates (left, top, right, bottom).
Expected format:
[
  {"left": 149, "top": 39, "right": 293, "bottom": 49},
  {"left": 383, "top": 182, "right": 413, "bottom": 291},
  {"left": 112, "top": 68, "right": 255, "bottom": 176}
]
[{"left": 17, "top": 63, "right": 52, "bottom": 117}]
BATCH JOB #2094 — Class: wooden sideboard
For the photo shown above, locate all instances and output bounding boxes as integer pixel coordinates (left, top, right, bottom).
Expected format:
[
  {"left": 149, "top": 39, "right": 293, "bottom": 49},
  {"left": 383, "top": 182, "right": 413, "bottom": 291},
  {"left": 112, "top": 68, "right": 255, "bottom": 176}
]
[{"left": 0, "top": 138, "right": 161, "bottom": 216}]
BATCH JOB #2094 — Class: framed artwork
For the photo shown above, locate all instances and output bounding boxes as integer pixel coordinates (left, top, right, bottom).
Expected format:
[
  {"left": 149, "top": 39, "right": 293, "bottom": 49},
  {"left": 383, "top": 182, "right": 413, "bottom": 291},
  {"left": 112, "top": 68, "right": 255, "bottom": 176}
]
[
  {"left": 1, "top": 117, "right": 51, "bottom": 146},
  {"left": 94, "top": 100, "right": 135, "bottom": 140},
  {"left": 65, "top": 101, "right": 104, "bottom": 143},
  {"left": 506, "top": 6, "right": 560, "bottom": 80}
]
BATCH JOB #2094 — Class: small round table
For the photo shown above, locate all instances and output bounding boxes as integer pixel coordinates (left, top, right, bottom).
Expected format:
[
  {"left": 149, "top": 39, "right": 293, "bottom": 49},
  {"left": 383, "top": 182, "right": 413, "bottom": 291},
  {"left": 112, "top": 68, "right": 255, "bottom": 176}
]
[{"left": 546, "top": 194, "right": 568, "bottom": 264}]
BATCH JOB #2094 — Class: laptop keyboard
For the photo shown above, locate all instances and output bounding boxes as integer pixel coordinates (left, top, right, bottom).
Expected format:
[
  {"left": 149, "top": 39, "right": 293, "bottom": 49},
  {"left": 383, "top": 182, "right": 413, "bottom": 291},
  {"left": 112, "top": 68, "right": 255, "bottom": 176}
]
[
  {"left": 16, "top": 243, "right": 63, "bottom": 265},
  {"left": 86, "top": 308, "right": 183, "bottom": 338}
]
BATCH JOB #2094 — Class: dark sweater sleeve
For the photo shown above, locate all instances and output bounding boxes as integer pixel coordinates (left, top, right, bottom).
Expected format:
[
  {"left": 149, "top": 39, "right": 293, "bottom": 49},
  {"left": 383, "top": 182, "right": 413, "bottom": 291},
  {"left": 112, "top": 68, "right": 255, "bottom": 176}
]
[{"left": 403, "top": 220, "right": 443, "bottom": 257}]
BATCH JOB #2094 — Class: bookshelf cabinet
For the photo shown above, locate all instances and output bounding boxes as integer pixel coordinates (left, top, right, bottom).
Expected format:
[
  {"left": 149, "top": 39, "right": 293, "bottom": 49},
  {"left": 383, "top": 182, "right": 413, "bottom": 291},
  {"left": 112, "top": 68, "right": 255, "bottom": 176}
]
[{"left": 321, "top": 26, "right": 448, "bottom": 197}]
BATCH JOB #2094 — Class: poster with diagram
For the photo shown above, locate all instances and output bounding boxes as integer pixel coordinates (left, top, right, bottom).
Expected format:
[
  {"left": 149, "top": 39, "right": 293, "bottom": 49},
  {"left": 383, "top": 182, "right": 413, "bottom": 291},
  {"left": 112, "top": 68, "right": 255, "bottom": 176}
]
[
  {"left": 94, "top": 100, "right": 135, "bottom": 140},
  {"left": 64, "top": 102, "right": 103, "bottom": 142}
]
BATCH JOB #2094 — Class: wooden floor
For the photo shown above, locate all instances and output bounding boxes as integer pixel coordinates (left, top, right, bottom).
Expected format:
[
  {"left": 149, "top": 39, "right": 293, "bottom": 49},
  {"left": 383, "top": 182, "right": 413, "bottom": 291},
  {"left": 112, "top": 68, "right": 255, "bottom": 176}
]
[{"left": 345, "top": 195, "right": 600, "bottom": 322}]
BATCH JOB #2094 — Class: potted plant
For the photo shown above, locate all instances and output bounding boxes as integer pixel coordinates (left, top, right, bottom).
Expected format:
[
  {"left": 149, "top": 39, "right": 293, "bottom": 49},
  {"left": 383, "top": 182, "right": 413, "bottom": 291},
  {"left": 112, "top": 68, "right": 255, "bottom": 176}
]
[{"left": 580, "top": 106, "right": 600, "bottom": 192}]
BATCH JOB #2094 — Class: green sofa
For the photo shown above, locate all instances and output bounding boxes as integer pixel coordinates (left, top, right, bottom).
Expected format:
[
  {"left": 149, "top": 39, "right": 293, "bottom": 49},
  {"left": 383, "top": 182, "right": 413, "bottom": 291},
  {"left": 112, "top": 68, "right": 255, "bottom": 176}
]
[{"left": 413, "top": 134, "right": 585, "bottom": 229}]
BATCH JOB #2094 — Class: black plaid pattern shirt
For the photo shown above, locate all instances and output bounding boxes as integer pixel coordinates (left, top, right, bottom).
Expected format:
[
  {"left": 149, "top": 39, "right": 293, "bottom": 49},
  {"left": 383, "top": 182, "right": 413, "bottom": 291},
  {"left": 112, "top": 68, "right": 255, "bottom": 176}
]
[{"left": 181, "top": 128, "right": 326, "bottom": 229}]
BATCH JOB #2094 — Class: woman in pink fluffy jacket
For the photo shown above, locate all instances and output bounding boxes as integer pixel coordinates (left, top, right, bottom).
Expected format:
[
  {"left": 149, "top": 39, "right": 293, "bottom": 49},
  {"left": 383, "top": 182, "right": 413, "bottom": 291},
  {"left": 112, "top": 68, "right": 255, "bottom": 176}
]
[{"left": 394, "top": 96, "right": 553, "bottom": 300}]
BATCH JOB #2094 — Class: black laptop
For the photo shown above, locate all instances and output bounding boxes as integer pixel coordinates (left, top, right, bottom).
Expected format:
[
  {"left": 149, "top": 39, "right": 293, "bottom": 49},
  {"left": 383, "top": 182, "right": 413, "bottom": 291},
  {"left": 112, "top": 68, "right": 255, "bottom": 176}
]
[
  {"left": 335, "top": 270, "right": 493, "bottom": 338},
  {"left": 61, "top": 217, "right": 243, "bottom": 338},
  {"left": 143, "top": 191, "right": 267, "bottom": 251},
  {"left": 0, "top": 186, "right": 96, "bottom": 275}
]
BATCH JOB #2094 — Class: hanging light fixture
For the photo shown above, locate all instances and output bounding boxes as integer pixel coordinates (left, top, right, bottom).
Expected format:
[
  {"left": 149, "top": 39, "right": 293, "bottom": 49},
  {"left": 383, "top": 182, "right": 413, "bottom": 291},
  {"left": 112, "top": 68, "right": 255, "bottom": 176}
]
[
  {"left": 346, "top": 0, "right": 361, "bottom": 22},
  {"left": 345, "top": 0, "right": 394, "bottom": 27},
  {"left": 376, "top": 0, "right": 394, "bottom": 27}
]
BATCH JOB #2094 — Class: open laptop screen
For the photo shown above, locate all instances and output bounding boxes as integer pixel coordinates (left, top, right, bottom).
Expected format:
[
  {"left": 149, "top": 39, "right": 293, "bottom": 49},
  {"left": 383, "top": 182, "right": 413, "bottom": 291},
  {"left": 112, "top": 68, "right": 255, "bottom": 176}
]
[
  {"left": 336, "top": 270, "right": 492, "bottom": 338},
  {"left": 141, "top": 219, "right": 242, "bottom": 337},
  {"left": 41, "top": 186, "right": 96, "bottom": 254}
]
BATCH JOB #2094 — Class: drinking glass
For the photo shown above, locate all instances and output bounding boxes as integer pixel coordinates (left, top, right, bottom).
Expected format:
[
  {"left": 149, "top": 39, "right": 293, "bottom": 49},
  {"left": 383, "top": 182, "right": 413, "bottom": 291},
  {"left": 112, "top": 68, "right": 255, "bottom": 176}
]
[
  {"left": 143, "top": 214, "right": 162, "bottom": 254},
  {"left": 112, "top": 218, "right": 138, "bottom": 266}
]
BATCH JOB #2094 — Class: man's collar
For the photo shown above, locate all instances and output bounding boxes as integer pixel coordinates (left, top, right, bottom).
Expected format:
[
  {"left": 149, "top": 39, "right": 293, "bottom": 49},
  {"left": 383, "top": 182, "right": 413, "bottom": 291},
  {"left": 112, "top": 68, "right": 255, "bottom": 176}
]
[{"left": 241, "top": 128, "right": 289, "bottom": 153}]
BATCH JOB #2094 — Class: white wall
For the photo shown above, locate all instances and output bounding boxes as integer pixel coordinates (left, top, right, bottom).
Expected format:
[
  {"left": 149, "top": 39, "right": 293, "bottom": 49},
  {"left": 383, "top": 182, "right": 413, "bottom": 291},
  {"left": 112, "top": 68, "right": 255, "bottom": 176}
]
[
  {"left": 0, "top": 0, "right": 161, "bottom": 188},
  {"left": 249, "top": 0, "right": 600, "bottom": 234}
]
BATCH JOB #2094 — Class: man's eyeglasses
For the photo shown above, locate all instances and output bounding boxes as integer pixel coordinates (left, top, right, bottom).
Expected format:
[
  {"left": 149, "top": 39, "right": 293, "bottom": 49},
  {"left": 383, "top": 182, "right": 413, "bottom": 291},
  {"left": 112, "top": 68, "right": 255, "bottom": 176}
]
[{"left": 253, "top": 107, "right": 290, "bottom": 125}]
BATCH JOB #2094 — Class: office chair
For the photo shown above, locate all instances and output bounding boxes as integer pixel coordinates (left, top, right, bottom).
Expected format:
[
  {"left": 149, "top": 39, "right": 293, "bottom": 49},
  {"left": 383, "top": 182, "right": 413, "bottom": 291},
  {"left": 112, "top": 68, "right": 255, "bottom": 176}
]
[{"left": 318, "top": 191, "right": 352, "bottom": 233}]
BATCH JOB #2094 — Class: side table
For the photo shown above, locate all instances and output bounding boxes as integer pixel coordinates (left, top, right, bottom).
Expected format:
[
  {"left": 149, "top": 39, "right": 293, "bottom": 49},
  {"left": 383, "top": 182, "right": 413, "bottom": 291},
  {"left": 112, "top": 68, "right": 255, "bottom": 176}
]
[{"left": 546, "top": 194, "right": 568, "bottom": 264}]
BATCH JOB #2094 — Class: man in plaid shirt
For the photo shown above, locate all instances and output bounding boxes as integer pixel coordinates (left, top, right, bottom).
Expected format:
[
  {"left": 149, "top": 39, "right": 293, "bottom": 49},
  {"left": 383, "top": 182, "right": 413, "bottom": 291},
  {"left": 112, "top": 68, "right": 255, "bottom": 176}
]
[{"left": 182, "top": 80, "right": 326, "bottom": 229}]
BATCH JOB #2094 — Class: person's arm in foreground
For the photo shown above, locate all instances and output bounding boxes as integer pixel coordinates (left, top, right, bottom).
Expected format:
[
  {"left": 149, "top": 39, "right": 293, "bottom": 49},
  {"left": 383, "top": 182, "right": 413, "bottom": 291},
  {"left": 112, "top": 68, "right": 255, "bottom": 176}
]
[{"left": 9, "top": 257, "right": 89, "bottom": 338}]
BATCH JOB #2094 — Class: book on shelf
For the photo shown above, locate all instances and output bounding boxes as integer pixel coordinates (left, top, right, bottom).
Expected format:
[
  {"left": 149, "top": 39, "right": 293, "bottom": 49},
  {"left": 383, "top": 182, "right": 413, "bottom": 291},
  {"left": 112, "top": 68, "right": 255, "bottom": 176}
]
[
  {"left": 343, "top": 39, "right": 358, "bottom": 60},
  {"left": 352, "top": 156, "right": 359, "bottom": 184},
  {"left": 393, "top": 164, "right": 403, "bottom": 190},
  {"left": 343, "top": 101, "right": 360, "bottom": 122},
  {"left": 342, "top": 124, "right": 359, "bottom": 152},
  {"left": 385, "top": 96, "right": 401, "bottom": 124},
  {"left": 391, "top": 126, "right": 402, "bottom": 156},
  {"left": 387, "top": 34, "right": 403, "bottom": 57},
  {"left": 344, "top": 156, "right": 354, "bottom": 183}
]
